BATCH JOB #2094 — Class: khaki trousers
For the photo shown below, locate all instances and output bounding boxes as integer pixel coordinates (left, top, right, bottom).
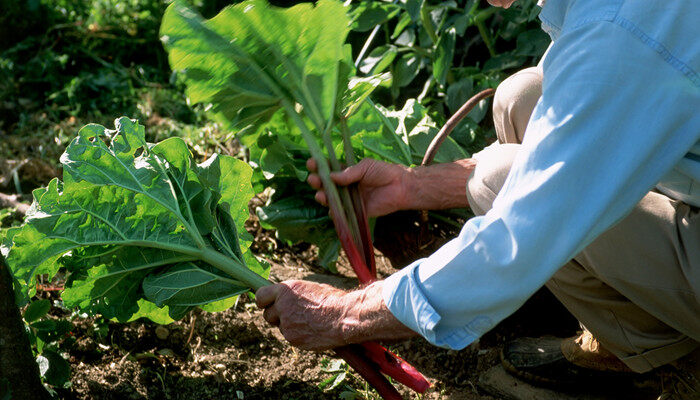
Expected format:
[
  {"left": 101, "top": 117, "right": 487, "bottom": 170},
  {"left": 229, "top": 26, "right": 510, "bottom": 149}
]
[{"left": 466, "top": 67, "right": 700, "bottom": 373}]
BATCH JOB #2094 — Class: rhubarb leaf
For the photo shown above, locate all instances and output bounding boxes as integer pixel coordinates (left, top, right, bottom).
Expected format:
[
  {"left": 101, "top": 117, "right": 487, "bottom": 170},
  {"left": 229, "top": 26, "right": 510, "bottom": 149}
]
[
  {"left": 256, "top": 196, "right": 340, "bottom": 273},
  {"left": 353, "top": 100, "right": 468, "bottom": 166},
  {"left": 161, "top": 0, "right": 352, "bottom": 134},
  {"left": 7, "top": 118, "right": 269, "bottom": 322}
]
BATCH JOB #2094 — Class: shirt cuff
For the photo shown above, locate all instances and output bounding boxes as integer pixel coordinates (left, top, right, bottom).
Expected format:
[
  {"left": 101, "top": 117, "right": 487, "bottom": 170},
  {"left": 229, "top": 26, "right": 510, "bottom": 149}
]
[{"left": 382, "top": 260, "right": 480, "bottom": 350}]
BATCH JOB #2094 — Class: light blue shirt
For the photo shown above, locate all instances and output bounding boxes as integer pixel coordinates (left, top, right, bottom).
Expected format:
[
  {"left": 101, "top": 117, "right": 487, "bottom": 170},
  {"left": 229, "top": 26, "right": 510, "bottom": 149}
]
[{"left": 382, "top": 0, "right": 700, "bottom": 350}]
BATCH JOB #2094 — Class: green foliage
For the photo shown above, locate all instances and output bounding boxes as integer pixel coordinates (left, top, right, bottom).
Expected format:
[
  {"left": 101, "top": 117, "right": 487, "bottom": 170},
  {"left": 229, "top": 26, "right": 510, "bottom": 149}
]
[
  {"left": 0, "top": 0, "right": 217, "bottom": 169},
  {"left": 161, "top": 0, "right": 354, "bottom": 135},
  {"left": 257, "top": 188, "right": 340, "bottom": 272},
  {"left": 36, "top": 349, "right": 71, "bottom": 388},
  {"left": 6, "top": 117, "right": 269, "bottom": 321},
  {"left": 350, "top": 0, "right": 547, "bottom": 105},
  {"left": 3, "top": 0, "right": 549, "bottom": 274},
  {"left": 18, "top": 298, "right": 74, "bottom": 388},
  {"left": 23, "top": 298, "right": 51, "bottom": 323},
  {"left": 350, "top": 100, "right": 468, "bottom": 166},
  {"left": 0, "top": 0, "right": 170, "bottom": 123}
]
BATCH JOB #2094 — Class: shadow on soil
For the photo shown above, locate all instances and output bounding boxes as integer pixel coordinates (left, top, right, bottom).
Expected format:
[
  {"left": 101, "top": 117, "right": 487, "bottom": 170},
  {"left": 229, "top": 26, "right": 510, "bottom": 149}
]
[{"left": 62, "top": 374, "right": 330, "bottom": 400}]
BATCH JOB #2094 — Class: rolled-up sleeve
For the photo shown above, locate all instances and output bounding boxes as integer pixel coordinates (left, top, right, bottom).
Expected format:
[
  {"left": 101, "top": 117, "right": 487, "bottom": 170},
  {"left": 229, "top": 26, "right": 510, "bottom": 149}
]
[{"left": 382, "top": 9, "right": 700, "bottom": 349}]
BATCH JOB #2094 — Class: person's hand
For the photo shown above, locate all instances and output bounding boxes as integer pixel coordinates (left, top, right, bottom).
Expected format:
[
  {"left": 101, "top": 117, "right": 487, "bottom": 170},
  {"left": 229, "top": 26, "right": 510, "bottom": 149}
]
[
  {"left": 254, "top": 280, "right": 353, "bottom": 351},
  {"left": 306, "top": 158, "right": 410, "bottom": 217},
  {"left": 255, "top": 280, "right": 417, "bottom": 351}
]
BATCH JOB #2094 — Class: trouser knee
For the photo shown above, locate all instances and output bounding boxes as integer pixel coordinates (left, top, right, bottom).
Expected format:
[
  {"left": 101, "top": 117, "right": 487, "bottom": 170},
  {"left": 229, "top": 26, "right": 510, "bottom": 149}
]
[
  {"left": 492, "top": 67, "right": 543, "bottom": 144},
  {"left": 466, "top": 143, "right": 520, "bottom": 215}
]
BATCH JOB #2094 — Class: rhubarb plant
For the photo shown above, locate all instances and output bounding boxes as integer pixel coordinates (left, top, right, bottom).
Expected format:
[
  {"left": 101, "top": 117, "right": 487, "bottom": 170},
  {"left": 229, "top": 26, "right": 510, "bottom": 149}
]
[
  {"left": 161, "top": 0, "right": 430, "bottom": 397},
  {"left": 161, "top": 0, "right": 384, "bottom": 281},
  {"left": 4, "top": 117, "right": 270, "bottom": 322}
]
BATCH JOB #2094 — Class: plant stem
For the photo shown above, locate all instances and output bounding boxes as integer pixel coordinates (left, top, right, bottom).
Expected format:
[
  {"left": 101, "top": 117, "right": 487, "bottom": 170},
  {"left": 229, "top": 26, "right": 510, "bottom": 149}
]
[
  {"left": 339, "top": 118, "right": 356, "bottom": 167},
  {"left": 335, "top": 345, "right": 403, "bottom": 400},
  {"left": 200, "top": 248, "right": 270, "bottom": 291},
  {"left": 321, "top": 119, "right": 365, "bottom": 269},
  {"left": 280, "top": 101, "right": 349, "bottom": 230},
  {"left": 475, "top": 19, "right": 496, "bottom": 57},
  {"left": 340, "top": 119, "right": 376, "bottom": 276}
]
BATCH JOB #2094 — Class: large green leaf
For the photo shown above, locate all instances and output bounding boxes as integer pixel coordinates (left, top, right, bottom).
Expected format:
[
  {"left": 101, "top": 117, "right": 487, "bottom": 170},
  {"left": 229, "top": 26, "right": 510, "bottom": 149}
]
[
  {"left": 433, "top": 26, "right": 456, "bottom": 86},
  {"left": 142, "top": 263, "right": 249, "bottom": 320},
  {"left": 7, "top": 118, "right": 269, "bottom": 322},
  {"left": 349, "top": 2, "right": 401, "bottom": 32},
  {"left": 62, "top": 246, "right": 196, "bottom": 321},
  {"left": 161, "top": 0, "right": 352, "bottom": 134},
  {"left": 353, "top": 100, "right": 468, "bottom": 166}
]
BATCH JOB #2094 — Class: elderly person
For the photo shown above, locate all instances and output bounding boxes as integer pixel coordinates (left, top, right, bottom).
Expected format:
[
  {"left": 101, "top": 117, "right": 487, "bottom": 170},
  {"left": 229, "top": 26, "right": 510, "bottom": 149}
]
[{"left": 256, "top": 0, "right": 700, "bottom": 397}]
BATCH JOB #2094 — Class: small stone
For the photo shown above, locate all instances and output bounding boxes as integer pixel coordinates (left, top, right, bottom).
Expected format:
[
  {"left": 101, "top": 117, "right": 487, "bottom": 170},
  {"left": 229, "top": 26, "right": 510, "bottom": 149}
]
[
  {"left": 157, "top": 348, "right": 175, "bottom": 357},
  {"left": 155, "top": 326, "right": 169, "bottom": 340}
]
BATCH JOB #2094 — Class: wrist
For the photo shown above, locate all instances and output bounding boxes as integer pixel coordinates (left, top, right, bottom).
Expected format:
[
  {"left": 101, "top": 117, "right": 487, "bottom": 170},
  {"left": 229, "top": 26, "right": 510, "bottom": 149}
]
[
  {"left": 339, "top": 281, "right": 416, "bottom": 344},
  {"left": 400, "top": 165, "right": 421, "bottom": 211},
  {"left": 404, "top": 158, "right": 476, "bottom": 210}
]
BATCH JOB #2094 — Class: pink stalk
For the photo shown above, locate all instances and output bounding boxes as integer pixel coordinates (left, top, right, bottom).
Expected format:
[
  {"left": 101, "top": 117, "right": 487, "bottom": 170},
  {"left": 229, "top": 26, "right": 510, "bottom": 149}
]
[
  {"left": 336, "top": 117, "right": 432, "bottom": 396},
  {"left": 359, "top": 342, "right": 431, "bottom": 393},
  {"left": 285, "top": 102, "right": 432, "bottom": 398},
  {"left": 335, "top": 345, "right": 403, "bottom": 400},
  {"left": 348, "top": 184, "right": 377, "bottom": 277},
  {"left": 328, "top": 204, "right": 376, "bottom": 284}
]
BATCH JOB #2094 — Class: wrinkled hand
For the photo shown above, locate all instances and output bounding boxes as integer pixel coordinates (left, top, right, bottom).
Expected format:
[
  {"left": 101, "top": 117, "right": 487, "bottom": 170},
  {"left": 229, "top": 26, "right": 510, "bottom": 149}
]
[
  {"left": 306, "top": 158, "right": 410, "bottom": 217},
  {"left": 254, "top": 280, "right": 353, "bottom": 351},
  {"left": 255, "top": 280, "right": 415, "bottom": 351}
]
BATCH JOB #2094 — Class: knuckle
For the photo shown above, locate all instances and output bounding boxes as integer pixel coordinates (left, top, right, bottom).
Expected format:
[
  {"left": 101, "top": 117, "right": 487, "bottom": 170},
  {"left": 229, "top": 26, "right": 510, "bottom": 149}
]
[{"left": 285, "top": 280, "right": 304, "bottom": 292}]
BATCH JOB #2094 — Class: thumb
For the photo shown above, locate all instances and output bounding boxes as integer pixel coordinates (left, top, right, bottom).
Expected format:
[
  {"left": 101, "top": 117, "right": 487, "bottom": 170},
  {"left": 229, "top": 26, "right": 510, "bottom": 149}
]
[
  {"left": 330, "top": 162, "right": 367, "bottom": 187},
  {"left": 255, "top": 284, "right": 281, "bottom": 308}
]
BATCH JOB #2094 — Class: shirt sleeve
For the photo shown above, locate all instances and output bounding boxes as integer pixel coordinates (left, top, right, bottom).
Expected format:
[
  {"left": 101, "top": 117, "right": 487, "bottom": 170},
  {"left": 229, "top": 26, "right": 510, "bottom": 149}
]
[{"left": 382, "top": 19, "right": 700, "bottom": 349}]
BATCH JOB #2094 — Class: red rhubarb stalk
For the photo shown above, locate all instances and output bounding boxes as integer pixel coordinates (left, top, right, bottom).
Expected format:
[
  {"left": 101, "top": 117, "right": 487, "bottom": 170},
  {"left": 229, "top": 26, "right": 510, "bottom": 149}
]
[
  {"left": 284, "top": 101, "right": 415, "bottom": 397},
  {"left": 335, "top": 345, "right": 403, "bottom": 400},
  {"left": 285, "top": 99, "right": 432, "bottom": 399},
  {"left": 349, "top": 184, "right": 377, "bottom": 276},
  {"left": 329, "top": 203, "right": 376, "bottom": 284},
  {"left": 340, "top": 119, "right": 376, "bottom": 277},
  {"left": 338, "top": 118, "right": 431, "bottom": 394},
  {"left": 360, "top": 342, "right": 431, "bottom": 393}
]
